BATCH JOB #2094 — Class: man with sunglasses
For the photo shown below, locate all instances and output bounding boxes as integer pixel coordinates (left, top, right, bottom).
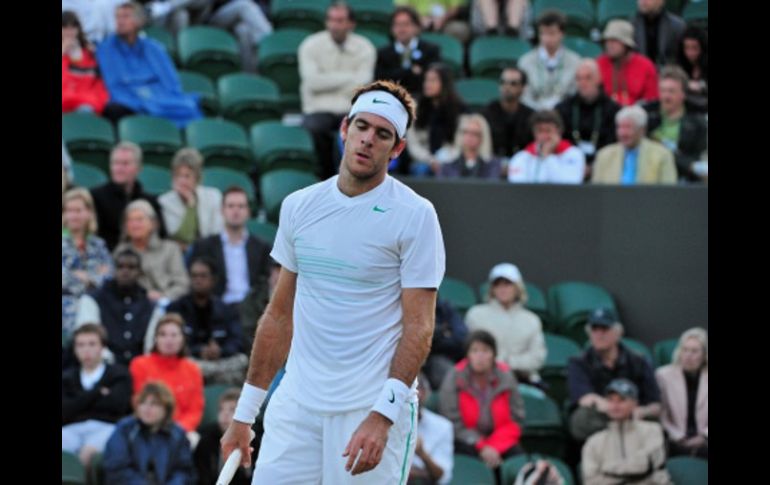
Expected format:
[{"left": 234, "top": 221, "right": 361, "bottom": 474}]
[
  {"left": 566, "top": 307, "right": 661, "bottom": 442},
  {"left": 482, "top": 66, "right": 534, "bottom": 160}
]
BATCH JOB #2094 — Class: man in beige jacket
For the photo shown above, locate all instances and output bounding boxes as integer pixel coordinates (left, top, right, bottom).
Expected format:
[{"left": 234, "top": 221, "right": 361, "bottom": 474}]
[
  {"left": 582, "top": 378, "right": 672, "bottom": 485},
  {"left": 591, "top": 105, "right": 677, "bottom": 185}
]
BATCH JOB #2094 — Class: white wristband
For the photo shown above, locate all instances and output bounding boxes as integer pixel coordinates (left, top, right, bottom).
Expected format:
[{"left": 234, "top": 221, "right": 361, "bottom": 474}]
[
  {"left": 371, "top": 378, "right": 411, "bottom": 424},
  {"left": 233, "top": 383, "right": 267, "bottom": 425}
]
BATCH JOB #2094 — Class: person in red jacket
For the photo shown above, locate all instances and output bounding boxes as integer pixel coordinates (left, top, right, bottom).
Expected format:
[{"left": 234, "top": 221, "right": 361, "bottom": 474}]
[
  {"left": 62, "top": 11, "right": 108, "bottom": 114},
  {"left": 129, "top": 313, "right": 204, "bottom": 446},
  {"left": 438, "top": 330, "right": 525, "bottom": 476},
  {"left": 596, "top": 19, "right": 659, "bottom": 107}
]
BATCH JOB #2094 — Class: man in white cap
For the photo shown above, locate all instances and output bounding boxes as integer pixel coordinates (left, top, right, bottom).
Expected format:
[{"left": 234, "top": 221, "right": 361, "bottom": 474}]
[
  {"left": 465, "top": 262, "right": 546, "bottom": 386},
  {"left": 596, "top": 19, "right": 659, "bottom": 107},
  {"left": 221, "top": 79, "right": 446, "bottom": 483}
]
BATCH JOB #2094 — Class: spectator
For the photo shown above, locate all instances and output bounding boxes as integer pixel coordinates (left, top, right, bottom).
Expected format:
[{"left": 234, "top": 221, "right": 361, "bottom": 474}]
[
  {"left": 643, "top": 66, "right": 708, "bottom": 182},
  {"left": 298, "top": 1, "right": 376, "bottom": 179},
  {"left": 439, "top": 114, "right": 502, "bottom": 179},
  {"left": 91, "top": 142, "right": 167, "bottom": 250},
  {"left": 655, "top": 327, "right": 708, "bottom": 459},
  {"left": 167, "top": 258, "right": 248, "bottom": 385},
  {"left": 375, "top": 6, "right": 441, "bottom": 96},
  {"left": 158, "top": 148, "right": 224, "bottom": 250},
  {"left": 63, "top": 140, "right": 74, "bottom": 187},
  {"left": 396, "top": 0, "right": 469, "bottom": 41},
  {"left": 129, "top": 313, "right": 204, "bottom": 438},
  {"left": 581, "top": 379, "right": 672, "bottom": 484},
  {"left": 439, "top": 330, "right": 525, "bottom": 477},
  {"left": 75, "top": 249, "right": 164, "bottom": 366},
  {"left": 423, "top": 298, "right": 468, "bottom": 391},
  {"left": 188, "top": 186, "right": 272, "bottom": 340},
  {"left": 555, "top": 58, "right": 620, "bottom": 171},
  {"left": 409, "top": 373, "right": 454, "bottom": 485},
  {"left": 597, "top": 20, "right": 658, "bottom": 107},
  {"left": 62, "top": 324, "right": 132, "bottom": 469},
  {"left": 676, "top": 26, "right": 708, "bottom": 113},
  {"left": 103, "top": 381, "right": 196, "bottom": 483},
  {"left": 194, "top": 388, "right": 253, "bottom": 485},
  {"left": 466, "top": 263, "right": 546, "bottom": 386},
  {"left": 62, "top": 0, "right": 122, "bottom": 45},
  {"left": 114, "top": 199, "right": 190, "bottom": 303},
  {"left": 407, "top": 63, "right": 467, "bottom": 175},
  {"left": 567, "top": 307, "right": 661, "bottom": 442},
  {"left": 63, "top": 188, "right": 114, "bottom": 338},
  {"left": 518, "top": 10, "right": 581, "bottom": 110},
  {"left": 632, "top": 0, "right": 685, "bottom": 67},
  {"left": 62, "top": 11, "right": 109, "bottom": 114},
  {"left": 592, "top": 105, "right": 677, "bottom": 185},
  {"left": 482, "top": 66, "right": 535, "bottom": 159},
  {"left": 507, "top": 110, "right": 585, "bottom": 184},
  {"left": 97, "top": 1, "right": 202, "bottom": 128},
  {"left": 475, "top": 0, "right": 528, "bottom": 37}
]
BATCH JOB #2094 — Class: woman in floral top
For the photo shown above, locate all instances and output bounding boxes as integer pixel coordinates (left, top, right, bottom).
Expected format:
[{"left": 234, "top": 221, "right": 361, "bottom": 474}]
[{"left": 62, "top": 188, "right": 113, "bottom": 338}]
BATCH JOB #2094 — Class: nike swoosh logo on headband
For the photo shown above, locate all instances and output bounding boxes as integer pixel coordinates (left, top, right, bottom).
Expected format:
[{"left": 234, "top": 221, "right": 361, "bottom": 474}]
[{"left": 372, "top": 98, "right": 390, "bottom": 104}]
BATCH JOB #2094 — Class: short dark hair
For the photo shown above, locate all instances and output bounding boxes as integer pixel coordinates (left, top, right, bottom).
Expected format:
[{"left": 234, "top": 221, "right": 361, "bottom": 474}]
[
  {"left": 115, "top": 248, "right": 142, "bottom": 266},
  {"left": 189, "top": 257, "right": 219, "bottom": 279},
  {"left": 465, "top": 330, "right": 498, "bottom": 357},
  {"left": 501, "top": 65, "right": 528, "bottom": 86},
  {"left": 392, "top": 6, "right": 420, "bottom": 28},
  {"left": 222, "top": 185, "right": 249, "bottom": 203},
  {"left": 328, "top": 1, "right": 355, "bottom": 22},
  {"left": 537, "top": 9, "right": 567, "bottom": 31},
  {"left": 530, "top": 110, "right": 564, "bottom": 133},
  {"left": 73, "top": 323, "right": 108, "bottom": 347},
  {"left": 349, "top": 79, "right": 418, "bottom": 140}
]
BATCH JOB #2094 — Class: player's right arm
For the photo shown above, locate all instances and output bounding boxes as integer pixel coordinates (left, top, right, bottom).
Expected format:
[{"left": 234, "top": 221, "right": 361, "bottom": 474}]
[{"left": 220, "top": 267, "right": 297, "bottom": 466}]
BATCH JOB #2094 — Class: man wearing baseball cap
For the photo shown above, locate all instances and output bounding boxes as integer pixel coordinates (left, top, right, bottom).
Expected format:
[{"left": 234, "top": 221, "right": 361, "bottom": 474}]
[
  {"left": 466, "top": 263, "right": 546, "bottom": 386},
  {"left": 581, "top": 378, "right": 672, "bottom": 484},
  {"left": 596, "top": 19, "right": 659, "bottom": 107},
  {"left": 567, "top": 307, "right": 661, "bottom": 441}
]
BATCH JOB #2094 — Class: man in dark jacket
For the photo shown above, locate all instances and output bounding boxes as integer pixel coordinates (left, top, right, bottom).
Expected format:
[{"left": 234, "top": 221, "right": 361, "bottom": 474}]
[
  {"left": 422, "top": 298, "right": 468, "bottom": 390},
  {"left": 168, "top": 257, "right": 247, "bottom": 385},
  {"left": 90, "top": 142, "right": 167, "bottom": 250},
  {"left": 482, "top": 66, "right": 535, "bottom": 159},
  {"left": 62, "top": 324, "right": 133, "bottom": 469},
  {"left": 375, "top": 6, "right": 440, "bottom": 96},
  {"left": 643, "top": 65, "right": 708, "bottom": 182},
  {"left": 556, "top": 58, "right": 621, "bottom": 172},
  {"left": 633, "top": 0, "right": 685, "bottom": 66}
]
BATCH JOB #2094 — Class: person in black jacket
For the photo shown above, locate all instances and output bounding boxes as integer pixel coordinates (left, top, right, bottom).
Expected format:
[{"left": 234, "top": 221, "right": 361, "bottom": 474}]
[
  {"left": 422, "top": 298, "right": 468, "bottom": 390},
  {"left": 643, "top": 65, "right": 708, "bottom": 182},
  {"left": 482, "top": 66, "right": 535, "bottom": 160},
  {"left": 90, "top": 142, "right": 167, "bottom": 250},
  {"left": 556, "top": 58, "right": 621, "bottom": 173},
  {"left": 632, "top": 0, "right": 685, "bottom": 67},
  {"left": 167, "top": 258, "right": 247, "bottom": 385},
  {"left": 375, "top": 6, "right": 440, "bottom": 96},
  {"left": 62, "top": 324, "right": 132, "bottom": 469}
]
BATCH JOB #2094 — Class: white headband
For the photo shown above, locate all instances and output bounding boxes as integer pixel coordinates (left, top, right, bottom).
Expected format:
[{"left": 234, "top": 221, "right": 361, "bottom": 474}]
[{"left": 348, "top": 90, "right": 409, "bottom": 139}]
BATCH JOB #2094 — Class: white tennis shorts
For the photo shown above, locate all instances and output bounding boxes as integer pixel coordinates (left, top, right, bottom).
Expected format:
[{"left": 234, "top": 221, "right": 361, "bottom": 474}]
[{"left": 253, "top": 383, "right": 418, "bottom": 484}]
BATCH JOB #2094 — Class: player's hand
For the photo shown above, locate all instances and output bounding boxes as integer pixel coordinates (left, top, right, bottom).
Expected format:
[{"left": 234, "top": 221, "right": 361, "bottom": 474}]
[
  {"left": 342, "top": 411, "right": 392, "bottom": 475},
  {"left": 221, "top": 420, "right": 254, "bottom": 467}
]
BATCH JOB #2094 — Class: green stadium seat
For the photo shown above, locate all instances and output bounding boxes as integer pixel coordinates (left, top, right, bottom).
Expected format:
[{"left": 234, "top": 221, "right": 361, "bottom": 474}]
[
  {"left": 348, "top": 0, "right": 394, "bottom": 35},
  {"left": 250, "top": 121, "right": 317, "bottom": 175},
  {"left": 357, "top": 28, "right": 390, "bottom": 50},
  {"left": 143, "top": 25, "right": 178, "bottom": 65},
  {"left": 564, "top": 36, "right": 603, "bottom": 58},
  {"left": 199, "top": 384, "right": 231, "bottom": 430},
  {"left": 469, "top": 36, "right": 530, "bottom": 78},
  {"left": 257, "top": 29, "right": 310, "bottom": 109},
  {"left": 178, "top": 26, "right": 240, "bottom": 81},
  {"left": 137, "top": 165, "right": 172, "bottom": 196},
  {"left": 501, "top": 454, "right": 575, "bottom": 485},
  {"left": 185, "top": 118, "right": 252, "bottom": 171},
  {"left": 72, "top": 162, "right": 108, "bottom": 189},
  {"left": 456, "top": 78, "right": 499, "bottom": 112},
  {"left": 547, "top": 281, "right": 616, "bottom": 344},
  {"left": 533, "top": 0, "right": 596, "bottom": 37},
  {"left": 217, "top": 73, "right": 282, "bottom": 129},
  {"left": 117, "top": 115, "right": 183, "bottom": 167},
  {"left": 421, "top": 32, "right": 464, "bottom": 76},
  {"left": 62, "top": 450, "right": 86, "bottom": 485},
  {"left": 665, "top": 456, "right": 708, "bottom": 484},
  {"left": 246, "top": 220, "right": 279, "bottom": 245},
  {"left": 652, "top": 338, "right": 678, "bottom": 368},
  {"left": 541, "top": 333, "right": 582, "bottom": 404},
  {"left": 449, "top": 454, "right": 496, "bottom": 485},
  {"left": 439, "top": 277, "right": 478, "bottom": 313},
  {"left": 89, "top": 452, "right": 105, "bottom": 485},
  {"left": 178, "top": 70, "right": 219, "bottom": 116},
  {"left": 260, "top": 169, "right": 320, "bottom": 223},
  {"left": 597, "top": 0, "right": 637, "bottom": 29},
  {"left": 62, "top": 113, "right": 115, "bottom": 170},
  {"left": 202, "top": 167, "right": 256, "bottom": 206},
  {"left": 520, "top": 392, "right": 567, "bottom": 459},
  {"left": 682, "top": 0, "right": 708, "bottom": 28},
  {"left": 271, "top": 0, "right": 329, "bottom": 32}
]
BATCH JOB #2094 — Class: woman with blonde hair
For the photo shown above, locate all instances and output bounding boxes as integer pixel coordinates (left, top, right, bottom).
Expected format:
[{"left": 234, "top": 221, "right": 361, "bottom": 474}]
[
  {"left": 114, "top": 199, "right": 189, "bottom": 303},
  {"left": 62, "top": 188, "right": 113, "bottom": 337},
  {"left": 159, "top": 147, "right": 223, "bottom": 250},
  {"left": 655, "top": 327, "right": 708, "bottom": 459},
  {"left": 439, "top": 114, "right": 502, "bottom": 179}
]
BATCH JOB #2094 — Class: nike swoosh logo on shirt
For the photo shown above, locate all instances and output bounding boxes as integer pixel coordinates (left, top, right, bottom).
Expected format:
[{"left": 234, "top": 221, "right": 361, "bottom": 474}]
[{"left": 373, "top": 206, "right": 390, "bottom": 213}]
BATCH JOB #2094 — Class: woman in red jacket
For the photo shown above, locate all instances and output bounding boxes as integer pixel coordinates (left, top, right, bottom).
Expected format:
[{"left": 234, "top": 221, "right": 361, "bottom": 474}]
[
  {"left": 62, "top": 11, "right": 108, "bottom": 114},
  {"left": 129, "top": 313, "right": 204, "bottom": 445},
  {"left": 438, "top": 330, "right": 525, "bottom": 475}
]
